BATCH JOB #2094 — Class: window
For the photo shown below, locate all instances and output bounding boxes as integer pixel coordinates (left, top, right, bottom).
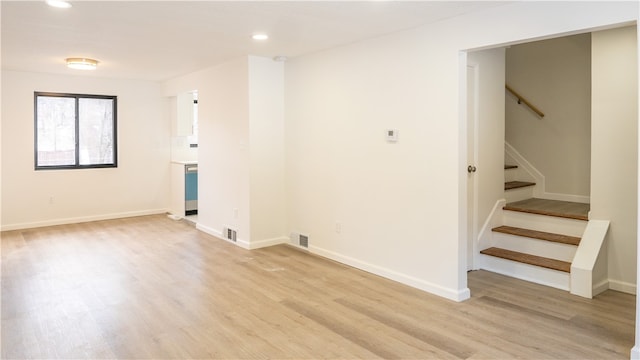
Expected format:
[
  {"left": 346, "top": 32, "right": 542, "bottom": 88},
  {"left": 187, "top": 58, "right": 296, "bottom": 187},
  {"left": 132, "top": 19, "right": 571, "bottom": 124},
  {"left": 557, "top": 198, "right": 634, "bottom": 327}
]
[{"left": 35, "top": 92, "right": 117, "bottom": 170}]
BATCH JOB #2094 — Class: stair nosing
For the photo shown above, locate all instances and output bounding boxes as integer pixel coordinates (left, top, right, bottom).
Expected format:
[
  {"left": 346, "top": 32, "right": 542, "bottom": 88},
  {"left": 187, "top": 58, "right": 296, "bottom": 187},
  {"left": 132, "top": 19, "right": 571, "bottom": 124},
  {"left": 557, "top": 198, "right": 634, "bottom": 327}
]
[
  {"left": 504, "top": 181, "right": 536, "bottom": 190},
  {"left": 480, "top": 247, "right": 571, "bottom": 273},
  {"left": 492, "top": 225, "right": 581, "bottom": 246}
]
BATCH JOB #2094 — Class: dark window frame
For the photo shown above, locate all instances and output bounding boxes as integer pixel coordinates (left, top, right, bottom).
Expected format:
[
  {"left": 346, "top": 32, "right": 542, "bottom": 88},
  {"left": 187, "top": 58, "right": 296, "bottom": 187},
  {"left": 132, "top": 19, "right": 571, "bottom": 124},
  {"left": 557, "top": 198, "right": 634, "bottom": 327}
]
[{"left": 34, "top": 92, "right": 118, "bottom": 170}]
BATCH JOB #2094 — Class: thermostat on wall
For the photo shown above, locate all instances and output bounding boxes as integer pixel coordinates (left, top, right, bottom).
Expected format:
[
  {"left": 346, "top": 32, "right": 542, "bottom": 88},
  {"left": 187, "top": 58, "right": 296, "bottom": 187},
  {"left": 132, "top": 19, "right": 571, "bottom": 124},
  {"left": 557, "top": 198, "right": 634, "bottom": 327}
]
[{"left": 386, "top": 129, "right": 398, "bottom": 142}]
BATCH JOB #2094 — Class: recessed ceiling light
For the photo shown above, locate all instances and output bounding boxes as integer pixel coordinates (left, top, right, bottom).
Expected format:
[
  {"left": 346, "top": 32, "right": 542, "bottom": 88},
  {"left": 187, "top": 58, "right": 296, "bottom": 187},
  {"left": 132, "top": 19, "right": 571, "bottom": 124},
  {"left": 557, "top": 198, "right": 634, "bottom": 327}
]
[
  {"left": 252, "top": 34, "right": 269, "bottom": 41},
  {"left": 66, "top": 58, "right": 98, "bottom": 70},
  {"left": 46, "top": 0, "right": 72, "bottom": 8}
]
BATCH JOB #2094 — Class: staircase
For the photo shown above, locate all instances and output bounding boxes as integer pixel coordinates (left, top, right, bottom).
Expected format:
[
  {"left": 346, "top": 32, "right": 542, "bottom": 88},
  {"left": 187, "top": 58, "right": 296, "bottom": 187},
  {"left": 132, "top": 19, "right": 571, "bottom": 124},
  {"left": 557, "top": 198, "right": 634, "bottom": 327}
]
[{"left": 478, "top": 164, "right": 589, "bottom": 291}]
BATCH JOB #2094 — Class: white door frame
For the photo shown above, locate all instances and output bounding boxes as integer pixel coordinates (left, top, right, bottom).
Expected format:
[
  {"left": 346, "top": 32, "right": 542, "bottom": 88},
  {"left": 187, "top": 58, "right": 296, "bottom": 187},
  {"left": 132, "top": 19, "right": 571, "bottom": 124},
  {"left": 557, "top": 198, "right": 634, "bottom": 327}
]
[{"left": 466, "top": 62, "right": 480, "bottom": 271}]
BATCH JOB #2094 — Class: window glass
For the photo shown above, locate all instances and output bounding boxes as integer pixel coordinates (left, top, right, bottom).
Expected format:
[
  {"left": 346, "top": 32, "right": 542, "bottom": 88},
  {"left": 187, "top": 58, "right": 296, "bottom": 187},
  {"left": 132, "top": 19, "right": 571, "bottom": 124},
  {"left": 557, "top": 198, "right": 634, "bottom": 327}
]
[
  {"left": 79, "top": 98, "right": 115, "bottom": 165},
  {"left": 36, "top": 96, "right": 76, "bottom": 167}
]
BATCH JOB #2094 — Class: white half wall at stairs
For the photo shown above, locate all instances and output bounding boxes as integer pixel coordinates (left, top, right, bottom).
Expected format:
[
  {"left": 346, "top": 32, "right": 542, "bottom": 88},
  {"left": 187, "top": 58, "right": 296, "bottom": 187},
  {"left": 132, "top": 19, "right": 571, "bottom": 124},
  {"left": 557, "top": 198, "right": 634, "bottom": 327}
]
[
  {"left": 571, "top": 219, "right": 610, "bottom": 298},
  {"left": 505, "top": 141, "right": 590, "bottom": 204}
]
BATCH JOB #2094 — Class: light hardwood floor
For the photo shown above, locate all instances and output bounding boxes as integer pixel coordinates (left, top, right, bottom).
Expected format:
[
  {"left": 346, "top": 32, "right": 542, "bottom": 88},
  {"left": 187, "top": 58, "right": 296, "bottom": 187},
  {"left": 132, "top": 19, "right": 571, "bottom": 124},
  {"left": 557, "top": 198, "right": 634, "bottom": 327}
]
[{"left": 2, "top": 215, "right": 635, "bottom": 359}]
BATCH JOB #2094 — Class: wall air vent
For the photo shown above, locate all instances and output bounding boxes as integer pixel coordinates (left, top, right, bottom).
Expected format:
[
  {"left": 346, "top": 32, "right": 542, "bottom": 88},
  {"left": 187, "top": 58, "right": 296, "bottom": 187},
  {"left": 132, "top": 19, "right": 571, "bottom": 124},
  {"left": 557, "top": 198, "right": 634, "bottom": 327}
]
[
  {"left": 299, "top": 234, "right": 309, "bottom": 248},
  {"left": 223, "top": 227, "right": 237, "bottom": 242}
]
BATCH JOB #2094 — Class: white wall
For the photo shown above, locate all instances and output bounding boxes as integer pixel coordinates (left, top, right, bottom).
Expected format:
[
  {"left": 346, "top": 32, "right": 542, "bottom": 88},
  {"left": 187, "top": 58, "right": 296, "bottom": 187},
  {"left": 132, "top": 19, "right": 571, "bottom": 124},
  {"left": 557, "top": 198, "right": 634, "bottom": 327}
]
[
  {"left": 506, "top": 34, "right": 592, "bottom": 199},
  {"left": 285, "top": 1, "right": 638, "bottom": 302},
  {"left": 285, "top": 27, "right": 472, "bottom": 300},
  {"left": 163, "top": 56, "right": 287, "bottom": 248},
  {"left": 1, "top": 71, "right": 170, "bottom": 230},
  {"left": 591, "top": 25, "right": 638, "bottom": 293},
  {"left": 248, "top": 56, "right": 286, "bottom": 245}
]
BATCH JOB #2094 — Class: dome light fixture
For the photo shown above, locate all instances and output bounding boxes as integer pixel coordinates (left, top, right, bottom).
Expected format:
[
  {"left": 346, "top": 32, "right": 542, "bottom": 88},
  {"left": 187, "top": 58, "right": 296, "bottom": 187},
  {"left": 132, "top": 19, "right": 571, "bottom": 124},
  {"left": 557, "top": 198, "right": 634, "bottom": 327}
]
[
  {"left": 66, "top": 58, "right": 98, "bottom": 70},
  {"left": 252, "top": 33, "right": 269, "bottom": 41},
  {"left": 46, "top": 0, "right": 72, "bottom": 8}
]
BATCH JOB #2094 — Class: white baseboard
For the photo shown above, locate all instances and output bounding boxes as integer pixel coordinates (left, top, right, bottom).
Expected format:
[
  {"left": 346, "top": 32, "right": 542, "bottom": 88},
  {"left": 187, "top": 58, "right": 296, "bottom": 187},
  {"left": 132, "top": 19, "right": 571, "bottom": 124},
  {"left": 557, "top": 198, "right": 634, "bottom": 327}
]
[
  {"left": 631, "top": 345, "right": 640, "bottom": 359},
  {"left": 195, "top": 223, "right": 286, "bottom": 250},
  {"left": 592, "top": 279, "right": 610, "bottom": 296},
  {"left": 1, "top": 208, "right": 168, "bottom": 231},
  {"left": 609, "top": 279, "right": 637, "bottom": 295},
  {"left": 540, "top": 191, "right": 590, "bottom": 204},
  {"left": 196, "top": 223, "right": 222, "bottom": 238},
  {"left": 310, "top": 245, "right": 470, "bottom": 302},
  {"left": 246, "top": 236, "right": 288, "bottom": 250},
  {"left": 196, "top": 223, "right": 248, "bottom": 248}
]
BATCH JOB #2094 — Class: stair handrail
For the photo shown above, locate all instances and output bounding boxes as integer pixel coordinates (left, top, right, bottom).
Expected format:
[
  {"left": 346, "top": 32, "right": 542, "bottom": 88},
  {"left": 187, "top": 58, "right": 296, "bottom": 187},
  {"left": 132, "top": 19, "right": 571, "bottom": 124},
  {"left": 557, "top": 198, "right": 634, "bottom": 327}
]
[{"left": 505, "top": 84, "right": 545, "bottom": 118}]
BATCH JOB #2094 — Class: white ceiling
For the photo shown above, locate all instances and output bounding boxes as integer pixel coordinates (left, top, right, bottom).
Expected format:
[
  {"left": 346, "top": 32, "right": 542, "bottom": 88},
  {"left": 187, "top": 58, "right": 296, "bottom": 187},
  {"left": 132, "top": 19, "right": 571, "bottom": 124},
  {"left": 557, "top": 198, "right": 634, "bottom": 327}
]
[{"left": 1, "top": 1, "right": 506, "bottom": 82}]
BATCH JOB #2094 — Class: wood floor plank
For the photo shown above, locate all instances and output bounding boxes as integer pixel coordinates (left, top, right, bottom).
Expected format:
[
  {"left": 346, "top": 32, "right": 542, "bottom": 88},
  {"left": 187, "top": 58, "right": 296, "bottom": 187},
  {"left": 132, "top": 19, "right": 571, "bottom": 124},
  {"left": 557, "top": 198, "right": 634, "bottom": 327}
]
[{"left": 1, "top": 215, "right": 635, "bottom": 359}]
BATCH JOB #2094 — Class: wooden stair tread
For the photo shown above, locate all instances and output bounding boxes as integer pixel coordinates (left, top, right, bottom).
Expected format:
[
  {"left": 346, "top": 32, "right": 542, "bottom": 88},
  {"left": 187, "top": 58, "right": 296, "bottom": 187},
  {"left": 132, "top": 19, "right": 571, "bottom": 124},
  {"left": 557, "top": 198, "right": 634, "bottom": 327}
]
[
  {"left": 505, "top": 181, "right": 535, "bottom": 190},
  {"left": 492, "top": 225, "right": 580, "bottom": 246},
  {"left": 504, "top": 164, "right": 518, "bottom": 169},
  {"left": 480, "top": 247, "right": 571, "bottom": 273},
  {"left": 503, "top": 198, "right": 589, "bottom": 221}
]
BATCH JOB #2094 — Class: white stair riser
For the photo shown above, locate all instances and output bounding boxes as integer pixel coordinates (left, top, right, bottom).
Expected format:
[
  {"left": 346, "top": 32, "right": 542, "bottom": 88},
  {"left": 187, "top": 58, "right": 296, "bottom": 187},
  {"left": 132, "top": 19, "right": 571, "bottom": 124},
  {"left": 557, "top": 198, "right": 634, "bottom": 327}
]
[
  {"left": 505, "top": 186, "right": 534, "bottom": 203},
  {"left": 503, "top": 211, "right": 587, "bottom": 237},
  {"left": 479, "top": 254, "right": 570, "bottom": 291},
  {"left": 504, "top": 168, "right": 519, "bottom": 182},
  {"left": 491, "top": 232, "right": 577, "bottom": 262}
]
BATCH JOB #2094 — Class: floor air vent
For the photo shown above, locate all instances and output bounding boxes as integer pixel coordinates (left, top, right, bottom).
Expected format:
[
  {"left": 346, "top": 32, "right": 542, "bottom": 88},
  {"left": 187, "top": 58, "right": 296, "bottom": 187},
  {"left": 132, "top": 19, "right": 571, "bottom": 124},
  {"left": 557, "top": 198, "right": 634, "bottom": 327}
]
[{"left": 223, "top": 227, "right": 237, "bottom": 242}]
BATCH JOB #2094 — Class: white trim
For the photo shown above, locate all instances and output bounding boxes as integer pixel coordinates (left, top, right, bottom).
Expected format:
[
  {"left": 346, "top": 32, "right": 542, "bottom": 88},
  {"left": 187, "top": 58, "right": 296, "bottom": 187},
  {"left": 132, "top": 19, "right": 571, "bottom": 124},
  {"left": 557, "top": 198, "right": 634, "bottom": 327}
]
[
  {"left": 465, "top": 61, "right": 481, "bottom": 272},
  {"left": 246, "top": 236, "right": 288, "bottom": 250},
  {"left": 287, "top": 243, "right": 310, "bottom": 252},
  {"left": 0, "top": 209, "right": 168, "bottom": 231},
  {"left": 609, "top": 279, "right": 637, "bottom": 295},
  {"left": 593, "top": 279, "right": 610, "bottom": 296},
  {"left": 236, "top": 239, "right": 251, "bottom": 249},
  {"left": 476, "top": 199, "right": 506, "bottom": 265},
  {"left": 196, "top": 223, "right": 223, "bottom": 238},
  {"left": 195, "top": 223, "right": 287, "bottom": 250},
  {"left": 505, "top": 141, "right": 544, "bottom": 197},
  {"left": 310, "top": 244, "right": 470, "bottom": 302},
  {"left": 632, "top": 346, "right": 640, "bottom": 360},
  {"left": 538, "top": 191, "right": 590, "bottom": 205},
  {"left": 196, "top": 223, "right": 249, "bottom": 248}
]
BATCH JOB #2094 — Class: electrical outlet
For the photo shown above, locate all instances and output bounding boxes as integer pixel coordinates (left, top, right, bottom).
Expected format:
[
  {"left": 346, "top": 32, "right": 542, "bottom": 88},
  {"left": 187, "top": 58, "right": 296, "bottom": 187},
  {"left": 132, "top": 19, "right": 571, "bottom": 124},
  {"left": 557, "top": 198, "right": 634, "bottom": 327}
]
[
  {"left": 386, "top": 129, "right": 398, "bottom": 142},
  {"left": 233, "top": 208, "right": 239, "bottom": 219},
  {"left": 49, "top": 196, "right": 54, "bottom": 204},
  {"left": 335, "top": 222, "right": 342, "bottom": 234}
]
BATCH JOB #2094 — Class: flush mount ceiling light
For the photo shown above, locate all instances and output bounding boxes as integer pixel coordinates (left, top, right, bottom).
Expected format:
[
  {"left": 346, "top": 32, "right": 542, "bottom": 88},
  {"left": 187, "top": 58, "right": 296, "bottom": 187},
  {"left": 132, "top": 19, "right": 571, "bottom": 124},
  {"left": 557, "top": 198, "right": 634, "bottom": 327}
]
[
  {"left": 252, "top": 33, "right": 269, "bottom": 41},
  {"left": 66, "top": 58, "right": 98, "bottom": 70},
  {"left": 46, "top": 0, "right": 72, "bottom": 8}
]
